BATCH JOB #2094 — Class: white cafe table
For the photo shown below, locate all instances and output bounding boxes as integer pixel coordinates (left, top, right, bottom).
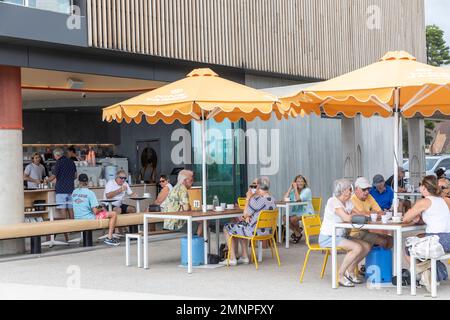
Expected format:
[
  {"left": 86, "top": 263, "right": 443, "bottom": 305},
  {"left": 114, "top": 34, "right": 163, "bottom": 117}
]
[
  {"left": 33, "top": 203, "right": 69, "bottom": 248},
  {"left": 128, "top": 196, "right": 151, "bottom": 213},
  {"left": 276, "top": 201, "right": 308, "bottom": 249},
  {"left": 100, "top": 199, "right": 116, "bottom": 211},
  {"left": 143, "top": 209, "right": 243, "bottom": 274},
  {"left": 331, "top": 221, "right": 426, "bottom": 295}
]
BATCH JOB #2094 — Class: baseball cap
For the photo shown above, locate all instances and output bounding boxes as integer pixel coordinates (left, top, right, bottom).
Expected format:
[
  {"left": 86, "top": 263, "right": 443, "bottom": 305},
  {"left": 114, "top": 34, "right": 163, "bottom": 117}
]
[
  {"left": 372, "top": 174, "right": 385, "bottom": 185},
  {"left": 355, "top": 177, "right": 372, "bottom": 189},
  {"left": 78, "top": 174, "right": 89, "bottom": 183},
  {"left": 398, "top": 166, "right": 405, "bottom": 173}
]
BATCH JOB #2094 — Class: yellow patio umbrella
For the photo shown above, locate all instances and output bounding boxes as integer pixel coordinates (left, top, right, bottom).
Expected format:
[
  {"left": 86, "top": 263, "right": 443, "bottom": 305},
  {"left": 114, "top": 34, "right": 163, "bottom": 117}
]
[
  {"left": 103, "top": 68, "right": 287, "bottom": 212},
  {"left": 282, "top": 51, "right": 450, "bottom": 216}
]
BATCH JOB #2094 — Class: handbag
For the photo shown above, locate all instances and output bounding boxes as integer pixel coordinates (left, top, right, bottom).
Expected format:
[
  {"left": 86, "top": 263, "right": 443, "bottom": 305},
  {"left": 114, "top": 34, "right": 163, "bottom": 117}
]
[
  {"left": 351, "top": 215, "right": 369, "bottom": 225},
  {"left": 406, "top": 235, "right": 445, "bottom": 261}
]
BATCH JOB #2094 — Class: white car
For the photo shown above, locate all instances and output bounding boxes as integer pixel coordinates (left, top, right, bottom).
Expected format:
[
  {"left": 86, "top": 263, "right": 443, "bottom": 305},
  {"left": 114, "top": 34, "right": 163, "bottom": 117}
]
[{"left": 403, "top": 155, "right": 450, "bottom": 180}]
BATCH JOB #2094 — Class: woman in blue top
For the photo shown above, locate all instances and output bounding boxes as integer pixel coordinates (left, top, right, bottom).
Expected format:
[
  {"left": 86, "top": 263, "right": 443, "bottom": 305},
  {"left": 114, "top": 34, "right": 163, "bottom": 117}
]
[{"left": 283, "top": 175, "right": 314, "bottom": 243}]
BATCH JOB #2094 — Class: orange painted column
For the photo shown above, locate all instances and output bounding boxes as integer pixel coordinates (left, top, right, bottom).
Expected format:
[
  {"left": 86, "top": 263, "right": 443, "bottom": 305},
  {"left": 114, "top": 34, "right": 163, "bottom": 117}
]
[
  {"left": 0, "top": 65, "right": 25, "bottom": 254},
  {"left": 0, "top": 65, "right": 22, "bottom": 129}
]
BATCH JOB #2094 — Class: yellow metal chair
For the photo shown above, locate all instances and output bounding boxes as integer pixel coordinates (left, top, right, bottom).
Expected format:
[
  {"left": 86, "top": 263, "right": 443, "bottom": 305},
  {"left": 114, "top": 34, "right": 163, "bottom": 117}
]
[
  {"left": 237, "top": 197, "right": 247, "bottom": 209},
  {"left": 299, "top": 214, "right": 344, "bottom": 282},
  {"left": 312, "top": 197, "right": 322, "bottom": 215},
  {"left": 227, "top": 210, "right": 280, "bottom": 269}
]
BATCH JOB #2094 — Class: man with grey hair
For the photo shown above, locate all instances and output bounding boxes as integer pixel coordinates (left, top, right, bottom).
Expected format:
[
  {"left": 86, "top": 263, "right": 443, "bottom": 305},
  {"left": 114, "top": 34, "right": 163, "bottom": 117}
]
[
  {"left": 47, "top": 148, "right": 77, "bottom": 221},
  {"left": 163, "top": 170, "right": 203, "bottom": 236},
  {"left": 104, "top": 169, "right": 138, "bottom": 215}
]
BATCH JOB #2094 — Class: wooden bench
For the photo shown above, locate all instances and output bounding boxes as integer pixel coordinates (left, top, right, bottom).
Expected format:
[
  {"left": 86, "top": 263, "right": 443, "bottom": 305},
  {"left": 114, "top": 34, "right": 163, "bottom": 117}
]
[{"left": 0, "top": 213, "right": 165, "bottom": 254}]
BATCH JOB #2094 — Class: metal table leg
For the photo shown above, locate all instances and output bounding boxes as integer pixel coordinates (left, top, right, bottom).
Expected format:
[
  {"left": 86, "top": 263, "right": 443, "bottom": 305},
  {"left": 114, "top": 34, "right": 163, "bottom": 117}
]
[
  {"left": 285, "top": 206, "right": 290, "bottom": 249},
  {"left": 144, "top": 216, "right": 149, "bottom": 269},
  {"left": 332, "top": 225, "right": 337, "bottom": 289},
  {"left": 203, "top": 219, "right": 208, "bottom": 265},
  {"left": 187, "top": 218, "right": 193, "bottom": 274},
  {"left": 396, "top": 229, "right": 402, "bottom": 295}
]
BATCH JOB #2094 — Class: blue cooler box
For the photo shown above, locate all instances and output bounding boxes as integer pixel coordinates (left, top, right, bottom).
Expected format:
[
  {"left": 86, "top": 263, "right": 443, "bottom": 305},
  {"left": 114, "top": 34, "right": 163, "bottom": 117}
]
[
  {"left": 365, "top": 246, "right": 392, "bottom": 284},
  {"left": 181, "top": 236, "right": 205, "bottom": 266}
]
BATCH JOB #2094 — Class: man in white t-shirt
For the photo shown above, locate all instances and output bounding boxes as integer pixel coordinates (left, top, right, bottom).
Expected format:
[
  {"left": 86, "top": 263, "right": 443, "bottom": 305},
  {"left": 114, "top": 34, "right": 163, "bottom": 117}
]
[
  {"left": 24, "top": 153, "right": 45, "bottom": 189},
  {"left": 104, "top": 170, "right": 138, "bottom": 215}
]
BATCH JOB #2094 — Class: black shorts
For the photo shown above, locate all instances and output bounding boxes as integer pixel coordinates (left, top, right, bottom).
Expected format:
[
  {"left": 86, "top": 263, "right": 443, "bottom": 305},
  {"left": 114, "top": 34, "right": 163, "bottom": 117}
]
[{"left": 113, "top": 204, "right": 131, "bottom": 214}]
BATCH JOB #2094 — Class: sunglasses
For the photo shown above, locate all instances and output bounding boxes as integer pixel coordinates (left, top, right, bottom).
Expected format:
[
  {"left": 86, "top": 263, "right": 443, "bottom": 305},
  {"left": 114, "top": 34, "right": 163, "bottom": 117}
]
[
  {"left": 118, "top": 176, "right": 127, "bottom": 180},
  {"left": 362, "top": 188, "right": 371, "bottom": 192}
]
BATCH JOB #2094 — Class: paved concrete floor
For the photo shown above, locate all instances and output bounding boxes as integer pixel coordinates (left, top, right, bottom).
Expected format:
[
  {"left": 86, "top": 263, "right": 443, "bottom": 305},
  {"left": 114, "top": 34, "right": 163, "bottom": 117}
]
[{"left": 0, "top": 234, "right": 448, "bottom": 300}]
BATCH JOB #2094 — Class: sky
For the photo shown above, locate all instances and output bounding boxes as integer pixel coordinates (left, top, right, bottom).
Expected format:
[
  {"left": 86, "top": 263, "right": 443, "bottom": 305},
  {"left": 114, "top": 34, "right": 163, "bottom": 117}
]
[{"left": 426, "top": 0, "right": 450, "bottom": 46}]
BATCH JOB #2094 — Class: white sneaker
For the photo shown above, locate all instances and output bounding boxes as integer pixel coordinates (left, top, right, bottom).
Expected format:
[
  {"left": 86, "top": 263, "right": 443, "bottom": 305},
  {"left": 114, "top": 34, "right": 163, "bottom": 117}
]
[
  {"left": 237, "top": 257, "right": 250, "bottom": 265},
  {"left": 219, "top": 259, "right": 237, "bottom": 266}
]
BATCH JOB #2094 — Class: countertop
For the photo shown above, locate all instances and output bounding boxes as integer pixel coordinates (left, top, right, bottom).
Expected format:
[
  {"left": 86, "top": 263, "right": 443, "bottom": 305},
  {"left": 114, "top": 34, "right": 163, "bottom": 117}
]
[{"left": 24, "top": 183, "right": 157, "bottom": 193}]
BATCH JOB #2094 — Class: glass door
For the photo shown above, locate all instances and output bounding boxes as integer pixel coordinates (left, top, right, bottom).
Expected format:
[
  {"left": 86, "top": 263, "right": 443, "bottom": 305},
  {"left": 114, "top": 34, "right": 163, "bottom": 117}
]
[{"left": 191, "top": 119, "right": 246, "bottom": 204}]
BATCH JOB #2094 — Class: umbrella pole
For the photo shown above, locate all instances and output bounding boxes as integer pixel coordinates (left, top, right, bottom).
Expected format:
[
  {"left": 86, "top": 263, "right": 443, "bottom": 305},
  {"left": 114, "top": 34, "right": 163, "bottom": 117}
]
[
  {"left": 201, "top": 115, "right": 207, "bottom": 213},
  {"left": 393, "top": 89, "right": 400, "bottom": 217}
]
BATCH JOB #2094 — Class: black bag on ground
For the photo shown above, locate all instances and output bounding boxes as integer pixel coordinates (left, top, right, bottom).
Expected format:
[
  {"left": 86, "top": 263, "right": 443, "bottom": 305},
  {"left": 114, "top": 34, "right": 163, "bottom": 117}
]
[
  {"left": 219, "top": 243, "right": 228, "bottom": 261},
  {"left": 392, "top": 269, "right": 411, "bottom": 286},
  {"left": 208, "top": 254, "right": 221, "bottom": 264}
]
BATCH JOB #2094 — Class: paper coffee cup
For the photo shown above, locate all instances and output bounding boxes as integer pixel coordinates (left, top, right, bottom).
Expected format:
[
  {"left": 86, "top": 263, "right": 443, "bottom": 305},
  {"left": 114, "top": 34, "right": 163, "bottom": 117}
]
[{"left": 370, "top": 213, "right": 378, "bottom": 223}]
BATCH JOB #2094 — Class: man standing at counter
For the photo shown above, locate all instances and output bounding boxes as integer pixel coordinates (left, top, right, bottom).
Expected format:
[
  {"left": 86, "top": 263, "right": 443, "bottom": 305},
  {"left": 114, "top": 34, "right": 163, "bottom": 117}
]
[
  {"left": 24, "top": 153, "right": 45, "bottom": 189},
  {"left": 47, "top": 148, "right": 77, "bottom": 220},
  {"left": 104, "top": 170, "right": 138, "bottom": 215}
]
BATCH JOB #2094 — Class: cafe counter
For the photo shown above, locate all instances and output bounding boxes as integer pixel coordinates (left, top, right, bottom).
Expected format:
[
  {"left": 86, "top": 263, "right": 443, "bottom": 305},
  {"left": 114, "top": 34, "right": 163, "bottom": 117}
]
[{"left": 24, "top": 184, "right": 158, "bottom": 219}]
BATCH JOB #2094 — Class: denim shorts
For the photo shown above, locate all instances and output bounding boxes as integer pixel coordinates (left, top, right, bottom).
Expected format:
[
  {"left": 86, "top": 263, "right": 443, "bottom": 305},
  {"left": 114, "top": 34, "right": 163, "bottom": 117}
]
[
  {"left": 318, "top": 234, "right": 347, "bottom": 248},
  {"left": 56, "top": 194, "right": 73, "bottom": 209}
]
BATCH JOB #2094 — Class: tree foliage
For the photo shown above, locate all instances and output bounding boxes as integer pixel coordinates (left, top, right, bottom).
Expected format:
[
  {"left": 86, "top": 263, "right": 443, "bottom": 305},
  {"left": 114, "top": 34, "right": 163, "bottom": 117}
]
[{"left": 426, "top": 25, "right": 450, "bottom": 66}]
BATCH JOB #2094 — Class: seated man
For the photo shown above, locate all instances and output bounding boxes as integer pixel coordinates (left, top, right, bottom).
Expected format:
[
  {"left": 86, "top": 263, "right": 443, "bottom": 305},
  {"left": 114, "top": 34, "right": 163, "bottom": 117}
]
[
  {"left": 163, "top": 170, "right": 203, "bottom": 236},
  {"left": 370, "top": 174, "right": 394, "bottom": 211},
  {"left": 104, "top": 170, "right": 137, "bottom": 214},
  {"left": 72, "top": 174, "right": 119, "bottom": 246},
  {"left": 351, "top": 177, "right": 393, "bottom": 249}
]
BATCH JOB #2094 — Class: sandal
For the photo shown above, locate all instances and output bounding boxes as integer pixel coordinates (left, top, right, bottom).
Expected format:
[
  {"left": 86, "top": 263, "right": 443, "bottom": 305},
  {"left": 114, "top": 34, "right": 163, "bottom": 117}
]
[{"left": 339, "top": 276, "right": 355, "bottom": 288}]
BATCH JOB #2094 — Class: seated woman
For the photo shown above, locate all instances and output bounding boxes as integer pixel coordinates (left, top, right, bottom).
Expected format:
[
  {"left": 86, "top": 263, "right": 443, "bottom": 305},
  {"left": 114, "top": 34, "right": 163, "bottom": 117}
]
[
  {"left": 319, "top": 179, "right": 371, "bottom": 287},
  {"left": 403, "top": 176, "right": 450, "bottom": 291},
  {"left": 438, "top": 176, "right": 450, "bottom": 199},
  {"left": 222, "top": 176, "right": 276, "bottom": 266},
  {"left": 283, "top": 175, "right": 314, "bottom": 243},
  {"left": 150, "top": 175, "right": 173, "bottom": 211},
  {"left": 403, "top": 176, "right": 450, "bottom": 241}
]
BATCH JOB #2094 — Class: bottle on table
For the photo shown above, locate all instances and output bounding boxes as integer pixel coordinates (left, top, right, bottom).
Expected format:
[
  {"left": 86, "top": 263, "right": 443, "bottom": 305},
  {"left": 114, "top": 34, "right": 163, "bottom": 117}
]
[{"left": 213, "top": 195, "right": 219, "bottom": 208}]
